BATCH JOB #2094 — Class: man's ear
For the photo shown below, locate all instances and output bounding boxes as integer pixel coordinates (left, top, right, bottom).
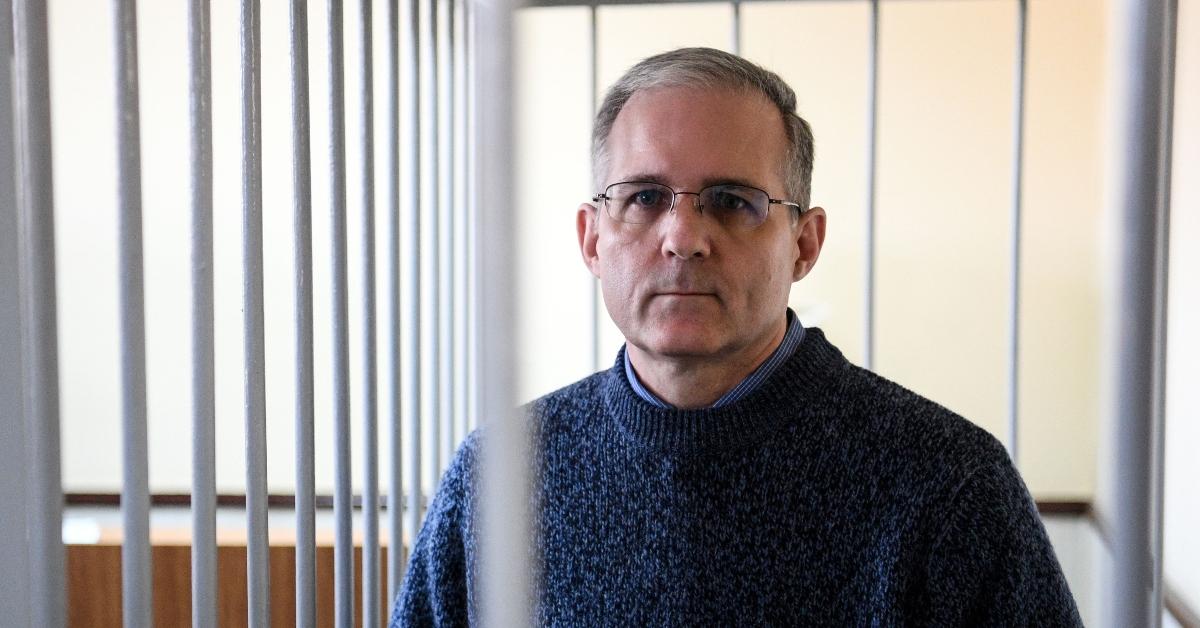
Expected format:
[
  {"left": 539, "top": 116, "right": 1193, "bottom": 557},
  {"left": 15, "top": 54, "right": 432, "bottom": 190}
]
[
  {"left": 578, "top": 202, "right": 601, "bottom": 277},
  {"left": 792, "top": 206, "right": 827, "bottom": 281}
]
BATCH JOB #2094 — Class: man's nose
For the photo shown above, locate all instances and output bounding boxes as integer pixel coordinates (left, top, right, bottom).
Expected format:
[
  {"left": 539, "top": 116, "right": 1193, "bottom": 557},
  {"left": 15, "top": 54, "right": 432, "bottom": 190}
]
[{"left": 661, "top": 193, "right": 711, "bottom": 259}]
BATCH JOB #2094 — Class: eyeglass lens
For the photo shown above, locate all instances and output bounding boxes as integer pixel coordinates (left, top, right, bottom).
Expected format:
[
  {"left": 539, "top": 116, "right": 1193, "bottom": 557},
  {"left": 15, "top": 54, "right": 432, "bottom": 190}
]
[{"left": 604, "top": 182, "right": 770, "bottom": 228}]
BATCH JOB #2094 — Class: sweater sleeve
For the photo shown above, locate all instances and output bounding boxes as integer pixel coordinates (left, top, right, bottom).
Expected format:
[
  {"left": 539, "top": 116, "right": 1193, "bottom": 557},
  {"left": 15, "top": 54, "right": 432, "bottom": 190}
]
[
  {"left": 918, "top": 454, "right": 1083, "bottom": 627},
  {"left": 390, "top": 443, "right": 475, "bottom": 628}
]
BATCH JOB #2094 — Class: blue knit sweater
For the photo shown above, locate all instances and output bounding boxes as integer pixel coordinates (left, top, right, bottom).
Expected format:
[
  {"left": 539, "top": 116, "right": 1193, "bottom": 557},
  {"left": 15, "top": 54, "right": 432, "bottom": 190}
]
[{"left": 391, "top": 328, "right": 1082, "bottom": 626}]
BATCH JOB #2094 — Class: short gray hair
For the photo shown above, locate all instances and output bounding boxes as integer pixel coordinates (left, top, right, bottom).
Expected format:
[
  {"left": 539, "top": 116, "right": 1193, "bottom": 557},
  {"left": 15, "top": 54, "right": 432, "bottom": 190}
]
[{"left": 592, "top": 47, "right": 815, "bottom": 211}]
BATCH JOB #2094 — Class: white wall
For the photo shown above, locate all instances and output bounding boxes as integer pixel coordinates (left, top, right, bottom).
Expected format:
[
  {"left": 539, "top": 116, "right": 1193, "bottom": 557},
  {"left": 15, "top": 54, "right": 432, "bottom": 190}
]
[{"left": 1164, "top": 0, "right": 1200, "bottom": 612}]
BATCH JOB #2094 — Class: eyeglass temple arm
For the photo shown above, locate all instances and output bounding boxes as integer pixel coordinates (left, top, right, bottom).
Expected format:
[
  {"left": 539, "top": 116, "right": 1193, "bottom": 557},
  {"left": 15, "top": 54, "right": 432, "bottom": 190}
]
[{"left": 771, "top": 199, "right": 806, "bottom": 213}]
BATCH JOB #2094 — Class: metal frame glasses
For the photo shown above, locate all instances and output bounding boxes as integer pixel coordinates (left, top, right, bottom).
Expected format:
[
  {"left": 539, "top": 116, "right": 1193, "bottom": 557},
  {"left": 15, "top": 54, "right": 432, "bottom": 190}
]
[{"left": 593, "top": 180, "right": 804, "bottom": 230}]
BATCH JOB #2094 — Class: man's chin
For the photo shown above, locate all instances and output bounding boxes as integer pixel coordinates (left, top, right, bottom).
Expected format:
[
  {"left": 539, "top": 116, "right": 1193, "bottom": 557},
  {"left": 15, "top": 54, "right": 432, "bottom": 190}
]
[{"left": 634, "top": 330, "right": 724, "bottom": 360}]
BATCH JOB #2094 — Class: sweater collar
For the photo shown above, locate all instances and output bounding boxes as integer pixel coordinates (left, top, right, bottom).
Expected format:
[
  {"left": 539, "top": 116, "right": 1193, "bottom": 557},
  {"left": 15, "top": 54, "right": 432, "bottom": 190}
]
[{"left": 602, "top": 326, "right": 848, "bottom": 454}]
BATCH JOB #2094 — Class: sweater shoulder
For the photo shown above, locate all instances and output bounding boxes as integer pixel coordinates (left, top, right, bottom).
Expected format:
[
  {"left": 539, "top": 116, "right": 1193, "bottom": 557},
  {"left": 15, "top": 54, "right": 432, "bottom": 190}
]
[
  {"left": 521, "top": 370, "right": 610, "bottom": 432},
  {"left": 826, "top": 361, "right": 1014, "bottom": 487}
]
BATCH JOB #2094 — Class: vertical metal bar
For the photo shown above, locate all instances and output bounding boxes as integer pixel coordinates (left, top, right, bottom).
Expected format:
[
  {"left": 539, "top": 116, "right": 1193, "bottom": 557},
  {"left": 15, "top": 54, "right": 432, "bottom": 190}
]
[
  {"left": 1149, "top": 2, "right": 1178, "bottom": 622},
  {"left": 466, "top": 0, "right": 480, "bottom": 432},
  {"left": 437, "top": 0, "right": 455, "bottom": 468},
  {"left": 11, "top": 1, "right": 64, "bottom": 625},
  {"left": 863, "top": 0, "right": 879, "bottom": 371},
  {"left": 475, "top": 0, "right": 528, "bottom": 623},
  {"left": 289, "top": 0, "right": 317, "bottom": 626},
  {"left": 385, "top": 0, "right": 407, "bottom": 600},
  {"left": 0, "top": 0, "right": 34, "bottom": 623},
  {"left": 114, "top": 1, "right": 152, "bottom": 625},
  {"left": 358, "top": 0, "right": 382, "bottom": 625},
  {"left": 187, "top": 0, "right": 218, "bottom": 626},
  {"left": 587, "top": 3, "right": 600, "bottom": 373},
  {"left": 1005, "top": 0, "right": 1027, "bottom": 465},
  {"left": 1107, "top": 0, "right": 1175, "bottom": 625},
  {"left": 239, "top": 1, "right": 271, "bottom": 626},
  {"left": 401, "top": 0, "right": 425, "bottom": 569},
  {"left": 421, "top": 0, "right": 443, "bottom": 489},
  {"left": 730, "top": 0, "right": 740, "bottom": 56},
  {"left": 452, "top": 0, "right": 470, "bottom": 447},
  {"left": 328, "top": 1, "right": 355, "bottom": 626}
]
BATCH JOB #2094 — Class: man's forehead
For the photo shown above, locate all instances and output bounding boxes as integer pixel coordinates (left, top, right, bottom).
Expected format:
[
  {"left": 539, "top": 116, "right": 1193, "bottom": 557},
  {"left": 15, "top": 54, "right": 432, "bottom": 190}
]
[{"left": 605, "top": 86, "right": 787, "bottom": 189}]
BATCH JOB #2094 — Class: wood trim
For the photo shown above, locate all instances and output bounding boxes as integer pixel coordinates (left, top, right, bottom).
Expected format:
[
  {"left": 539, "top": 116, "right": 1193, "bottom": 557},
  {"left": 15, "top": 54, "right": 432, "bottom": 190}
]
[
  {"left": 66, "top": 543, "right": 399, "bottom": 628},
  {"left": 68, "top": 494, "right": 1089, "bottom": 518},
  {"left": 65, "top": 492, "right": 402, "bottom": 510},
  {"left": 1033, "top": 500, "right": 1091, "bottom": 516}
]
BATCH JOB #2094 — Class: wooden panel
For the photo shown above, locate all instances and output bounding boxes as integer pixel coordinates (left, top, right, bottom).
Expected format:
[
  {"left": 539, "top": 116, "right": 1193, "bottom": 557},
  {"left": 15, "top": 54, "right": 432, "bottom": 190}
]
[{"left": 67, "top": 543, "right": 396, "bottom": 628}]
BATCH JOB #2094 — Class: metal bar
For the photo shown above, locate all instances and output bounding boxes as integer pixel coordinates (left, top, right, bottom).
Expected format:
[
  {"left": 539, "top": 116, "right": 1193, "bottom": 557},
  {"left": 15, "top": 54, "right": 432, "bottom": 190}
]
[
  {"left": 114, "top": 0, "right": 152, "bottom": 625},
  {"left": 358, "top": 0, "right": 382, "bottom": 625},
  {"left": 1149, "top": 0, "right": 1178, "bottom": 622},
  {"left": 422, "top": 0, "right": 443, "bottom": 489},
  {"left": 0, "top": 1, "right": 35, "bottom": 625},
  {"left": 730, "top": 0, "right": 740, "bottom": 55},
  {"left": 474, "top": 0, "right": 528, "bottom": 622},
  {"left": 466, "top": 0, "right": 480, "bottom": 432},
  {"left": 1107, "top": 0, "right": 1175, "bottom": 625},
  {"left": 239, "top": 1, "right": 271, "bottom": 626},
  {"left": 437, "top": 0, "right": 455, "bottom": 469},
  {"left": 11, "top": 2, "right": 63, "bottom": 621},
  {"left": 863, "top": 0, "right": 878, "bottom": 371},
  {"left": 453, "top": 0, "right": 470, "bottom": 448},
  {"left": 328, "top": 1, "right": 355, "bottom": 626},
  {"left": 588, "top": 3, "right": 600, "bottom": 372},
  {"left": 187, "top": 0, "right": 217, "bottom": 626},
  {"left": 385, "top": 0, "right": 407, "bottom": 605},
  {"left": 289, "top": 0, "right": 317, "bottom": 625},
  {"left": 401, "top": 0, "right": 425, "bottom": 567},
  {"left": 1006, "top": 0, "right": 1027, "bottom": 465}
]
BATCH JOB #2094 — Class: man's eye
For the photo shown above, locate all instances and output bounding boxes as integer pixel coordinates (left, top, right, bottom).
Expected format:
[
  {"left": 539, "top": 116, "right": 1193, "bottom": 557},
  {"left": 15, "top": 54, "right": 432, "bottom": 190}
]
[
  {"left": 710, "top": 191, "right": 750, "bottom": 211},
  {"left": 632, "top": 190, "right": 665, "bottom": 206}
]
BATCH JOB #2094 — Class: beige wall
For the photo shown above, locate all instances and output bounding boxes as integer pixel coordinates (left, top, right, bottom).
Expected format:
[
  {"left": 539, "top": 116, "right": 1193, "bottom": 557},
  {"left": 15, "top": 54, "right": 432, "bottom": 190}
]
[{"left": 515, "top": 0, "right": 1108, "bottom": 500}]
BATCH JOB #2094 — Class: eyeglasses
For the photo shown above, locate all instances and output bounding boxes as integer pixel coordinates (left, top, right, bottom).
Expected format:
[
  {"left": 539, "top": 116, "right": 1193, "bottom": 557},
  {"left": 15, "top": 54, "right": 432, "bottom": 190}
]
[{"left": 592, "top": 181, "right": 804, "bottom": 230}]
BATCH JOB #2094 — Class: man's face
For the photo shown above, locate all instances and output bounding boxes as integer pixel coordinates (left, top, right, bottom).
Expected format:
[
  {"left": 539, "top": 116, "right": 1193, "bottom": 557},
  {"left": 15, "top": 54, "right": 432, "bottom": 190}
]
[{"left": 578, "top": 86, "right": 825, "bottom": 364}]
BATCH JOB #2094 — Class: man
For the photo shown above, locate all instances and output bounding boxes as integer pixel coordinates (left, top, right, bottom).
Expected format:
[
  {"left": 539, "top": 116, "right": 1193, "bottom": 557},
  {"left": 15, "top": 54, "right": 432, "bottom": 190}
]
[{"left": 392, "top": 47, "right": 1082, "bottom": 626}]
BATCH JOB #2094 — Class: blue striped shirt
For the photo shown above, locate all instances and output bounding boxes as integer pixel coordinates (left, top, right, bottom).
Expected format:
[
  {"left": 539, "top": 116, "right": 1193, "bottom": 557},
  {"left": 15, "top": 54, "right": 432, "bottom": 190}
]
[{"left": 623, "top": 309, "right": 806, "bottom": 409}]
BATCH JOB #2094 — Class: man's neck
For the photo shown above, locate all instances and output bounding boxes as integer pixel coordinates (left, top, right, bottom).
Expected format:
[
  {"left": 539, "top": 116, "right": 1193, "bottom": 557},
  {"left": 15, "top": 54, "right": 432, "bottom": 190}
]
[{"left": 626, "top": 318, "right": 788, "bottom": 410}]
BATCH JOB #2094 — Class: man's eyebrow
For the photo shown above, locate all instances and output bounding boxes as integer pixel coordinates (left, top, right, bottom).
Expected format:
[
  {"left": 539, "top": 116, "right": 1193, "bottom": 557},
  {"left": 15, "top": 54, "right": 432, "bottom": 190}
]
[
  {"left": 618, "top": 173, "right": 766, "bottom": 190},
  {"left": 699, "top": 176, "right": 763, "bottom": 190},
  {"left": 618, "top": 173, "right": 671, "bottom": 186}
]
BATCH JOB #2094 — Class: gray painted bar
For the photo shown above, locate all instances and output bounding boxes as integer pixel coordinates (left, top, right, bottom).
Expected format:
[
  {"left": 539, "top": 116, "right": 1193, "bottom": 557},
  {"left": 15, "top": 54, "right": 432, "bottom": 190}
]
[
  {"left": 114, "top": 0, "right": 152, "bottom": 625},
  {"left": 1106, "top": 0, "right": 1175, "bottom": 625},
  {"left": 328, "top": 1, "right": 356, "bottom": 626},
  {"left": 289, "top": 0, "right": 318, "bottom": 625},
  {"left": 239, "top": 1, "right": 271, "bottom": 626},
  {"left": 1006, "top": 0, "right": 1028, "bottom": 464},
  {"left": 187, "top": 0, "right": 218, "bottom": 625},
  {"left": 358, "top": 0, "right": 383, "bottom": 625}
]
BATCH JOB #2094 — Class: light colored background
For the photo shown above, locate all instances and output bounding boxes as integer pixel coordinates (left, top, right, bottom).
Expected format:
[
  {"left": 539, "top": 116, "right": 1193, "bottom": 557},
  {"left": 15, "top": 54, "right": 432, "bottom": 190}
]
[{"left": 43, "top": 0, "right": 1197, "bottom": 612}]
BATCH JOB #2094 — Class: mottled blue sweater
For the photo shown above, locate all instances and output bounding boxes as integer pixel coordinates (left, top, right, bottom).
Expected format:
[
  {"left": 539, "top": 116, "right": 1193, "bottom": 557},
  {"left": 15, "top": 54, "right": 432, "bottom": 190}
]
[{"left": 392, "top": 328, "right": 1082, "bottom": 626}]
